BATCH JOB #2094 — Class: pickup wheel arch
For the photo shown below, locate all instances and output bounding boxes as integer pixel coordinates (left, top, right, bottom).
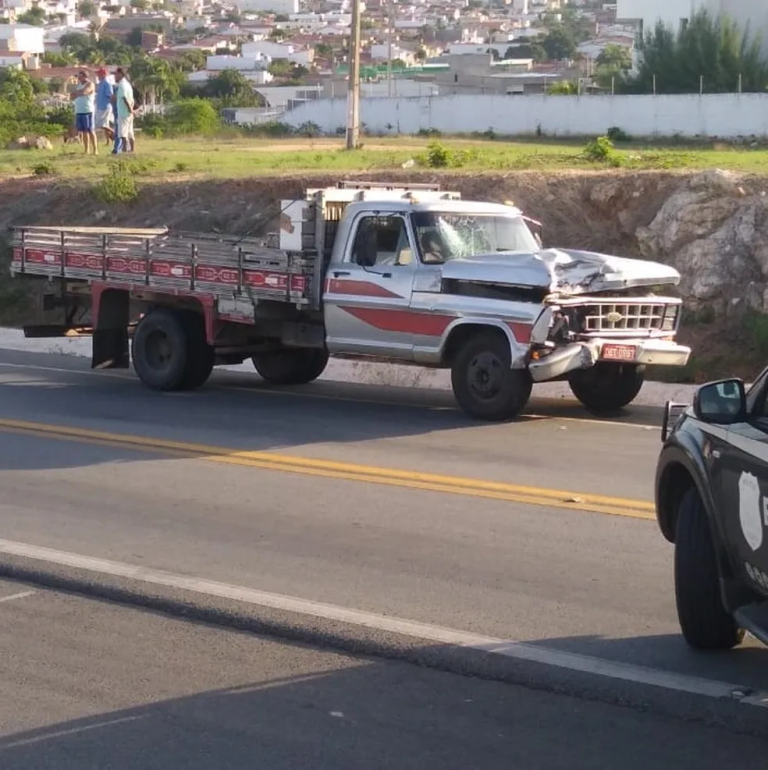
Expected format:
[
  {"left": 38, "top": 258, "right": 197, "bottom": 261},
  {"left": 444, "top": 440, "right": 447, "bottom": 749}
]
[{"left": 442, "top": 321, "right": 525, "bottom": 367}]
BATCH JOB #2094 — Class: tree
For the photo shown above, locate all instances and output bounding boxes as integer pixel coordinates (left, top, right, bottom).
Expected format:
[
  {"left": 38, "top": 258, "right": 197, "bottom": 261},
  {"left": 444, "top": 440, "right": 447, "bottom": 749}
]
[
  {"left": 17, "top": 7, "right": 46, "bottom": 26},
  {"left": 42, "top": 51, "right": 74, "bottom": 67},
  {"left": 621, "top": 9, "right": 768, "bottom": 94},
  {"left": 201, "top": 68, "right": 264, "bottom": 107},
  {"left": 78, "top": 0, "right": 96, "bottom": 16},
  {"left": 130, "top": 0, "right": 149, "bottom": 9},
  {"left": 505, "top": 42, "right": 546, "bottom": 63},
  {"left": 542, "top": 26, "right": 577, "bottom": 61},
  {"left": 596, "top": 43, "right": 632, "bottom": 71},
  {"left": 178, "top": 49, "right": 207, "bottom": 71}
]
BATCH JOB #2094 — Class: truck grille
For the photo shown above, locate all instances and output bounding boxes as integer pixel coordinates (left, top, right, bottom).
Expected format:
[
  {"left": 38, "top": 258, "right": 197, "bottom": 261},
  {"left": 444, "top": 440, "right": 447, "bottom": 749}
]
[{"left": 564, "top": 300, "right": 680, "bottom": 337}]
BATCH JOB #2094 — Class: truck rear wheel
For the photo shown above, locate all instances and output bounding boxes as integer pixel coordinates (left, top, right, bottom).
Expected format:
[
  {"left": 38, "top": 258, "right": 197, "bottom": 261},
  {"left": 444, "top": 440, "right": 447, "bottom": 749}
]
[
  {"left": 132, "top": 308, "right": 213, "bottom": 392},
  {"left": 252, "top": 347, "right": 329, "bottom": 385},
  {"left": 179, "top": 310, "right": 215, "bottom": 390},
  {"left": 450, "top": 332, "right": 532, "bottom": 421},
  {"left": 675, "top": 487, "right": 745, "bottom": 650},
  {"left": 568, "top": 363, "right": 645, "bottom": 411}
]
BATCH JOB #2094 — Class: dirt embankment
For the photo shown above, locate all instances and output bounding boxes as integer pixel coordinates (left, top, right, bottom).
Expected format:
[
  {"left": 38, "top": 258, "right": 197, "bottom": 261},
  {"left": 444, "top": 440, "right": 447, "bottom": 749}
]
[{"left": 1, "top": 169, "right": 765, "bottom": 381}]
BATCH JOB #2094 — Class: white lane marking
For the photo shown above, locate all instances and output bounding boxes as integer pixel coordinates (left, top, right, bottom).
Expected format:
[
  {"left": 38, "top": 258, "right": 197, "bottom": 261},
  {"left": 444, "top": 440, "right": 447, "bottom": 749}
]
[
  {"left": 0, "top": 590, "right": 36, "bottom": 603},
  {"left": 0, "top": 715, "right": 142, "bottom": 749},
  {"left": 0, "top": 362, "right": 661, "bottom": 430},
  {"left": 0, "top": 537, "right": 763, "bottom": 705}
]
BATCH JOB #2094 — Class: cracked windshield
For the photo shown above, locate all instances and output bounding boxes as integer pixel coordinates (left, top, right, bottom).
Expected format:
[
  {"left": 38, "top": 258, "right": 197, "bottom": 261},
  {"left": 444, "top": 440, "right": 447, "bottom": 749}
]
[{"left": 412, "top": 212, "right": 540, "bottom": 262}]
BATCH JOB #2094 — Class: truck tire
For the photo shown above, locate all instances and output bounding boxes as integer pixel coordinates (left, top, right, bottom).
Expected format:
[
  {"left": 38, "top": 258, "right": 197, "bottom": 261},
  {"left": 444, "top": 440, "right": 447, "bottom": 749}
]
[
  {"left": 252, "top": 347, "right": 329, "bottom": 385},
  {"left": 179, "top": 310, "right": 214, "bottom": 391},
  {"left": 132, "top": 308, "right": 193, "bottom": 392},
  {"left": 674, "top": 487, "right": 745, "bottom": 650},
  {"left": 568, "top": 363, "right": 645, "bottom": 411},
  {"left": 451, "top": 332, "right": 532, "bottom": 421}
]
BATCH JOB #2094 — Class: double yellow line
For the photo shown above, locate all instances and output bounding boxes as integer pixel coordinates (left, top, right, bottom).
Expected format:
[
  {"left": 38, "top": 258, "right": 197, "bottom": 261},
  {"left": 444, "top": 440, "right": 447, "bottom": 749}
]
[{"left": 0, "top": 417, "right": 656, "bottom": 520}]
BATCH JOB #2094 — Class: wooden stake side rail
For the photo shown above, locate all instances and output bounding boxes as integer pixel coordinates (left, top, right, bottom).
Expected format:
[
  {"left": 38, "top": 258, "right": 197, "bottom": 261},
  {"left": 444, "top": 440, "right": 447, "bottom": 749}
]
[{"left": 10, "top": 226, "right": 317, "bottom": 306}]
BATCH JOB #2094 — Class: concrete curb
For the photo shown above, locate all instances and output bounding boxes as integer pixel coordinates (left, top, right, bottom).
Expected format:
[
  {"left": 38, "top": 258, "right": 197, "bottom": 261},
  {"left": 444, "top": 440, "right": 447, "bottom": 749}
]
[{"left": 0, "top": 327, "right": 700, "bottom": 407}]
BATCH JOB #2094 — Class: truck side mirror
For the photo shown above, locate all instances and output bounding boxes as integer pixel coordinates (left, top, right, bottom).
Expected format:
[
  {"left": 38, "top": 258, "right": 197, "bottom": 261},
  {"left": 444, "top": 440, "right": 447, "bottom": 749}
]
[{"left": 692, "top": 379, "right": 747, "bottom": 424}]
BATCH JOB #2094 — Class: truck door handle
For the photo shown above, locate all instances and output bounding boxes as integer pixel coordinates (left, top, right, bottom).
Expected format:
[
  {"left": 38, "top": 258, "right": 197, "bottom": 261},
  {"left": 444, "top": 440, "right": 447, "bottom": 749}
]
[
  {"left": 381, "top": 272, "right": 392, "bottom": 278},
  {"left": 333, "top": 270, "right": 350, "bottom": 278},
  {"left": 712, "top": 449, "right": 721, "bottom": 459}
]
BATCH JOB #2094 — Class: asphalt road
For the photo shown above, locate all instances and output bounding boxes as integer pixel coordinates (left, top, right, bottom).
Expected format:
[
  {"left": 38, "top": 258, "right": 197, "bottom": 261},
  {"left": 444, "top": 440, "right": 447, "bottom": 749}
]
[
  {"left": 1, "top": 577, "right": 767, "bottom": 770},
  {"left": 1, "top": 349, "right": 768, "bottom": 718}
]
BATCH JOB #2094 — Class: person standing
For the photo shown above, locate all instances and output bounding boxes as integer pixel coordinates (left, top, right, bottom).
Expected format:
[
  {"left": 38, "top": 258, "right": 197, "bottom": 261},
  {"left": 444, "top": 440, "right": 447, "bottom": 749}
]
[
  {"left": 71, "top": 70, "right": 97, "bottom": 155},
  {"left": 94, "top": 67, "right": 115, "bottom": 145},
  {"left": 112, "top": 67, "right": 136, "bottom": 154}
]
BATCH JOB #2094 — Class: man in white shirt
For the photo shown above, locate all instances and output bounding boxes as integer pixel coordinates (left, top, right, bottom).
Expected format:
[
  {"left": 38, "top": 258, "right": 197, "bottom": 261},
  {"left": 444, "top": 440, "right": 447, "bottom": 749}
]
[
  {"left": 112, "top": 67, "right": 136, "bottom": 154},
  {"left": 70, "top": 70, "right": 97, "bottom": 155}
]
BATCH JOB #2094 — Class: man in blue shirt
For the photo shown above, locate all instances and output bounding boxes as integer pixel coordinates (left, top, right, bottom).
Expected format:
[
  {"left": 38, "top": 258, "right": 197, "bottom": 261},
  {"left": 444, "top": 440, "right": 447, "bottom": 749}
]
[{"left": 94, "top": 67, "right": 115, "bottom": 144}]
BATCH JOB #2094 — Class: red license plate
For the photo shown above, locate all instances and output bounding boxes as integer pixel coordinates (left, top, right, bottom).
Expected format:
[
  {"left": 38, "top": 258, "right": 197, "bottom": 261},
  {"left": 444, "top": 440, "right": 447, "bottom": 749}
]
[{"left": 601, "top": 344, "right": 637, "bottom": 362}]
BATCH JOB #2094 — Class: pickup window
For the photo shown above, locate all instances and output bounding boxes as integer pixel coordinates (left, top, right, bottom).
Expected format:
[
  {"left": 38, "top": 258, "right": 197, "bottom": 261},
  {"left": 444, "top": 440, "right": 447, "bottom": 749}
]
[
  {"left": 411, "top": 212, "right": 540, "bottom": 263},
  {"left": 351, "top": 215, "right": 413, "bottom": 268}
]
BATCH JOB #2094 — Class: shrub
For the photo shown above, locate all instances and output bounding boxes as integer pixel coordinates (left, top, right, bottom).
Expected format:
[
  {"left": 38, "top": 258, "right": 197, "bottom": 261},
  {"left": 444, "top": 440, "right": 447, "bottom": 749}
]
[
  {"left": 32, "top": 160, "right": 55, "bottom": 176},
  {"left": 92, "top": 161, "right": 139, "bottom": 203},
  {"left": 606, "top": 126, "right": 632, "bottom": 142},
  {"left": 165, "top": 98, "right": 220, "bottom": 136},
  {"left": 583, "top": 135, "right": 620, "bottom": 164},
  {"left": 426, "top": 141, "right": 450, "bottom": 168}
]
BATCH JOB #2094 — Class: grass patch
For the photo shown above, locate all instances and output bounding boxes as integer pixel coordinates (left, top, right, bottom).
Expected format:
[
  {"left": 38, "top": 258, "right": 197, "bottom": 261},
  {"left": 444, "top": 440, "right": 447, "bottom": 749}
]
[
  {"left": 4, "top": 134, "right": 768, "bottom": 182},
  {"left": 92, "top": 160, "right": 140, "bottom": 203}
]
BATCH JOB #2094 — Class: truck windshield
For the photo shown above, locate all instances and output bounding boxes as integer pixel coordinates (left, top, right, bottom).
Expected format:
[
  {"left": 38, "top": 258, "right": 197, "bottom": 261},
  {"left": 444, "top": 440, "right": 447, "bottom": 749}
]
[{"left": 411, "top": 212, "right": 540, "bottom": 264}]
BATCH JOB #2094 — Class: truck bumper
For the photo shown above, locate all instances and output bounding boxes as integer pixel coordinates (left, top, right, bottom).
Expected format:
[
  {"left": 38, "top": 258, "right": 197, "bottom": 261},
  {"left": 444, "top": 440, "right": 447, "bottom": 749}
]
[{"left": 528, "top": 338, "right": 692, "bottom": 383}]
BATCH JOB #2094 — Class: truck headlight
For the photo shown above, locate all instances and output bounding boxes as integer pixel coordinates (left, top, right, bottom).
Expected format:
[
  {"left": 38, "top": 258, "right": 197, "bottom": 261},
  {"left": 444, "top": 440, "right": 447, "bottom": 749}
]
[{"left": 662, "top": 305, "right": 679, "bottom": 332}]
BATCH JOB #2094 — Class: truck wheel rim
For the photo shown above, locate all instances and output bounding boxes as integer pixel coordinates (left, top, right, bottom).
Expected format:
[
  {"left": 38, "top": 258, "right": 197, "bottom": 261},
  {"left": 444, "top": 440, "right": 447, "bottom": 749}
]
[
  {"left": 468, "top": 352, "right": 503, "bottom": 399},
  {"left": 145, "top": 330, "right": 172, "bottom": 371}
]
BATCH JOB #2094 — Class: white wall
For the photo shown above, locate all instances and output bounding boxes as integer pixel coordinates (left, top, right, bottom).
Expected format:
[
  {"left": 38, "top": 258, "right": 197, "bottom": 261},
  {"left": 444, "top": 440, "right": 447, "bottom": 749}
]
[
  {"left": 281, "top": 92, "right": 768, "bottom": 138},
  {"left": 616, "top": 0, "right": 698, "bottom": 32}
]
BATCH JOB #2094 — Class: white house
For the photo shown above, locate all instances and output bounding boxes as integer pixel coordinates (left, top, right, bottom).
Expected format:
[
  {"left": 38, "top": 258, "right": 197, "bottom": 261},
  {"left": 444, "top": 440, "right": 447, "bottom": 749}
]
[
  {"left": 241, "top": 40, "right": 313, "bottom": 66},
  {"left": 233, "top": 0, "right": 298, "bottom": 14},
  {"left": 0, "top": 23, "right": 44, "bottom": 54},
  {"left": 206, "top": 53, "right": 270, "bottom": 70}
]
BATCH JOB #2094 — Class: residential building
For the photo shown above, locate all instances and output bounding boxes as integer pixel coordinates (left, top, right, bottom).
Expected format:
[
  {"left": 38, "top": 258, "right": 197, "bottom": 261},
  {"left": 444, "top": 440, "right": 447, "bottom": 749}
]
[
  {"left": 234, "top": 0, "right": 299, "bottom": 14},
  {"left": 0, "top": 23, "right": 44, "bottom": 55}
]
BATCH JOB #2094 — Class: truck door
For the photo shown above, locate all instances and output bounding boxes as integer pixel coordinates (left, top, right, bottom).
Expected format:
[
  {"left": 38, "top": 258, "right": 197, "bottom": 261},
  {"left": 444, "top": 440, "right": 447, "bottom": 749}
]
[
  {"left": 323, "top": 214, "right": 418, "bottom": 359},
  {"left": 717, "top": 378, "right": 768, "bottom": 585}
]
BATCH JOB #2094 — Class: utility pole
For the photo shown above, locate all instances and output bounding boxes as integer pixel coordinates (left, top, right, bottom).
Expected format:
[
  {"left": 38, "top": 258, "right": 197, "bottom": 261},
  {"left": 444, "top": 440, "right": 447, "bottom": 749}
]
[
  {"left": 387, "top": 0, "right": 394, "bottom": 98},
  {"left": 345, "top": 0, "right": 362, "bottom": 149}
]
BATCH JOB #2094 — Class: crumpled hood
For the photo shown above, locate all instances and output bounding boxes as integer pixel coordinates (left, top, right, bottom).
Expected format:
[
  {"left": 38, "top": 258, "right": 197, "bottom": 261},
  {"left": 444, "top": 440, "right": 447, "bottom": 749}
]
[{"left": 439, "top": 248, "right": 680, "bottom": 295}]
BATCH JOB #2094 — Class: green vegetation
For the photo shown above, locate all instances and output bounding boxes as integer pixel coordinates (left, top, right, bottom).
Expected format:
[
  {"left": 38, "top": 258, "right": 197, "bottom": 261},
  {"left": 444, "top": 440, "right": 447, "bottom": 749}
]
[
  {"left": 620, "top": 9, "right": 768, "bottom": 94},
  {"left": 5, "top": 134, "right": 768, "bottom": 180}
]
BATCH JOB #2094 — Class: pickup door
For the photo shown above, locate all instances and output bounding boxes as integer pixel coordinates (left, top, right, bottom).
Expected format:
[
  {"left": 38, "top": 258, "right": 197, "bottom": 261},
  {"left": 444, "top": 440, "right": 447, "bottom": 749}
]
[
  {"left": 715, "top": 374, "right": 768, "bottom": 590},
  {"left": 323, "top": 213, "right": 419, "bottom": 359}
]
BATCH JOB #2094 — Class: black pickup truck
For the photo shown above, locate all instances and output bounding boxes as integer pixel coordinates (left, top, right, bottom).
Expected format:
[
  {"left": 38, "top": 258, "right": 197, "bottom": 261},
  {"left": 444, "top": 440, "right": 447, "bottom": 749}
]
[{"left": 656, "top": 368, "right": 768, "bottom": 650}]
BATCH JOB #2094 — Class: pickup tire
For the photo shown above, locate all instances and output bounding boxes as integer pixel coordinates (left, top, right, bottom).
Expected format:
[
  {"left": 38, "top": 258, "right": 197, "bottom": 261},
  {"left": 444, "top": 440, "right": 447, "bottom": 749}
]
[
  {"left": 451, "top": 332, "right": 532, "bottom": 421},
  {"left": 568, "top": 363, "right": 645, "bottom": 411},
  {"left": 252, "top": 347, "right": 329, "bottom": 386},
  {"left": 132, "top": 308, "right": 191, "bottom": 391},
  {"left": 674, "top": 487, "right": 745, "bottom": 650}
]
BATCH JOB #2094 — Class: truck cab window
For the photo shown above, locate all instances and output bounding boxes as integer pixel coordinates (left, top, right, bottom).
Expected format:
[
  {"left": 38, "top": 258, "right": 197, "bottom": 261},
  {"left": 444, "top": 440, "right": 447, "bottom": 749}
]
[{"left": 351, "top": 216, "right": 411, "bottom": 268}]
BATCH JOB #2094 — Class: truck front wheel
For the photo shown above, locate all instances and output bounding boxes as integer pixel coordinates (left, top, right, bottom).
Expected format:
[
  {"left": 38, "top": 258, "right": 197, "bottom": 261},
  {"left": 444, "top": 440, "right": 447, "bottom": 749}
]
[
  {"left": 252, "top": 347, "right": 329, "bottom": 385},
  {"left": 451, "top": 332, "right": 532, "bottom": 421},
  {"left": 675, "top": 487, "right": 745, "bottom": 650},
  {"left": 568, "top": 363, "right": 645, "bottom": 412}
]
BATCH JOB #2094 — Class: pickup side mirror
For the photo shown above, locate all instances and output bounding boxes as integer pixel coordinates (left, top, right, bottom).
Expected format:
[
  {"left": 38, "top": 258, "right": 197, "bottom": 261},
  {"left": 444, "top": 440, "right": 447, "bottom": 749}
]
[{"left": 692, "top": 378, "right": 747, "bottom": 424}]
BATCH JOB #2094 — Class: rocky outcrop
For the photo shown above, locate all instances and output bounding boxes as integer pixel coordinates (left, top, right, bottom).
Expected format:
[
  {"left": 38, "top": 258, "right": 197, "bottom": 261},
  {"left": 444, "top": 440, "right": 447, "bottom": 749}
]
[
  {"left": 9, "top": 135, "right": 54, "bottom": 151},
  {"left": 636, "top": 169, "right": 768, "bottom": 314}
]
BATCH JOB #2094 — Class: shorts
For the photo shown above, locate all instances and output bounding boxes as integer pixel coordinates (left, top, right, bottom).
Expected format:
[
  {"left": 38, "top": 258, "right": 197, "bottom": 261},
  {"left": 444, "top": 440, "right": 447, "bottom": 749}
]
[
  {"left": 95, "top": 108, "right": 113, "bottom": 129},
  {"left": 75, "top": 113, "right": 93, "bottom": 132},
  {"left": 117, "top": 114, "right": 135, "bottom": 140}
]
